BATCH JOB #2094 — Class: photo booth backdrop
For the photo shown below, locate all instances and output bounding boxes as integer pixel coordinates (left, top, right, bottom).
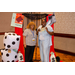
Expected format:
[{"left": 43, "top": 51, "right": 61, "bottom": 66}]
[{"left": 0, "top": 12, "right": 75, "bottom": 54}]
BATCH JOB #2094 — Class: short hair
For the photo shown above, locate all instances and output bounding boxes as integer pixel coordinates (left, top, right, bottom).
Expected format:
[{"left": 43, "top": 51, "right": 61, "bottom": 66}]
[
  {"left": 26, "top": 22, "right": 36, "bottom": 30},
  {"left": 41, "top": 17, "right": 46, "bottom": 22}
]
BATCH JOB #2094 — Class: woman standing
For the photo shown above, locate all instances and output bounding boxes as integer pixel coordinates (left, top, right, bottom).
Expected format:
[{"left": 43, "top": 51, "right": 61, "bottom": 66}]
[
  {"left": 37, "top": 19, "right": 54, "bottom": 62},
  {"left": 23, "top": 22, "right": 36, "bottom": 62}
]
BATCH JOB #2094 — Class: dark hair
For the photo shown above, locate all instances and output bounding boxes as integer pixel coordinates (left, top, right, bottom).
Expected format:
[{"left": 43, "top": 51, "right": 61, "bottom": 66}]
[{"left": 41, "top": 17, "right": 46, "bottom": 22}]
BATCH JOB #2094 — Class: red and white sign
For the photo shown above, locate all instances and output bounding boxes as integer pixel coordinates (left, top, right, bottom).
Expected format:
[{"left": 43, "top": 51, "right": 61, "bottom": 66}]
[{"left": 11, "top": 13, "right": 24, "bottom": 28}]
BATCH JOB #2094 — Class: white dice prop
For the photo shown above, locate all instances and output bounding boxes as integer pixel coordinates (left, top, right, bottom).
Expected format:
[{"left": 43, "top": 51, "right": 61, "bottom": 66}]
[
  {"left": 3, "top": 33, "right": 20, "bottom": 50},
  {"left": 1, "top": 49, "right": 18, "bottom": 62}
]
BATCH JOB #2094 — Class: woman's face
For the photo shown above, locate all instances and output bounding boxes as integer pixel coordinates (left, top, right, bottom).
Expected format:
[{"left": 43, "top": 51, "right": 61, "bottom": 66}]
[
  {"left": 42, "top": 20, "right": 46, "bottom": 27},
  {"left": 30, "top": 24, "right": 35, "bottom": 30}
]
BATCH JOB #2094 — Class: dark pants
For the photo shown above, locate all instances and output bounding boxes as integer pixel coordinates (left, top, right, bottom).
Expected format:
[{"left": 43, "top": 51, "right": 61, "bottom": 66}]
[{"left": 25, "top": 45, "right": 35, "bottom": 62}]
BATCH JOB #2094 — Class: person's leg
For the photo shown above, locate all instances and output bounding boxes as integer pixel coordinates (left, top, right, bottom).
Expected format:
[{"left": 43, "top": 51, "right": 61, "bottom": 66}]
[
  {"left": 29, "top": 46, "right": 35, "bottom": 62},
  {"left": 43, "top": 40, "right": 50, "bottom": 62},
  {"left": 25, "top": 46, "right": 31, "bottom": 62},
  {"left": 39, "top": 41, "right": 44, "bottom": 62}
]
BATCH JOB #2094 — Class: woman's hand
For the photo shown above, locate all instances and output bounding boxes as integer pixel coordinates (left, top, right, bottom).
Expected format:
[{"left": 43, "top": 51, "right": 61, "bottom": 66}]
[
  {"left": 45, "top": 27, "right": 48, "bottom": 32},
  {"left": 24, "top": 44, "right": 26, "bottom": 48},
  {"left": 36, "top": 29, "right": 40, "bottom": 35},
  {"left": 45, "top": 27, "right": 54, "bottom": 35},
  {"left": 38, "top": 29, "right": 41, "bottom": 32}
]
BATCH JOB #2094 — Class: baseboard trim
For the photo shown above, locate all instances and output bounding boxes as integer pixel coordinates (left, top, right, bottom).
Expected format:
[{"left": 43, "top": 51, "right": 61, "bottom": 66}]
[
  {"left": 54, "top": 33, "right": 75, "bottom": 38},
  {"left": 54, "top": 48, "right": 75, "bottom": 56},
  {"left": 37, "top": 46, "right": 75, "bottom": 56},
  {"left": 0, "top": 31, "right": 14, "bottom": 35}
]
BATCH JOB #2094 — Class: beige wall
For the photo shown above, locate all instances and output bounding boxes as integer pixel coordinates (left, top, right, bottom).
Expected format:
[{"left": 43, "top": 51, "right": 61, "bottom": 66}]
[
  {"left": 0, "top": 12, "right": 29, "bottom": 32},
  {"left": 54, "top": 12, "right": 75, "bottom": 34},
  {"left": 0, "top": 35, "right": 4, "bottom": 49},
  {"left": 54, "top": 37, "right": 75, "bottom": 53}
]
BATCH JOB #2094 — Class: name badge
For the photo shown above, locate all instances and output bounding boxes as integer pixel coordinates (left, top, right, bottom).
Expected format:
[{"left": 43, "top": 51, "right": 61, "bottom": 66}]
[{"left": 32, "top": 38, "right": 35, "bottom": 41}]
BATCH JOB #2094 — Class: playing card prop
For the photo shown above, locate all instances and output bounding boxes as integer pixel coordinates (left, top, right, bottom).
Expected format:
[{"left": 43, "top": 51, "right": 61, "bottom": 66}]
[
  {"left": 3, "top": 33, "right": 20, "bottom": 50},
  {"left": 11, "top": 13, "right": 24, "bottom": 28}
]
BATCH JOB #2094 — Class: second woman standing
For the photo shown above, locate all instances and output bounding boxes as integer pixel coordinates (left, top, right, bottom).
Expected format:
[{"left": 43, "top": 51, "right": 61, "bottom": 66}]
[{"left": 23, "top": 22, "right": 36, "bottom": 62}]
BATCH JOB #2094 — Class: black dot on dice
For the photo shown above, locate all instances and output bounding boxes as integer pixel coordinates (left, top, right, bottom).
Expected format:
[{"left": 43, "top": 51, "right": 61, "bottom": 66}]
[
  {"left": 5, "top": 49, "right": 8, "bottom": 51},
  {"left": 15, "top": 55, "right": 17, "bottom": 58},
  {"left": 12, "top": 60, "right": 14, "bottom": 62},
  {"left": 7, "top": 45, "right": 11, "bottom": 48},
  {"left": 8, "top": 33, "right": 11, "bottom": 35},
  {"left": 5, "top": 36, "right": 7, "bottom": 39},
  {"left": 6, "top": 53, "right": 9, "bottom": 57},
  {"left": 7, "top": 61, "right": 10, "bottom": 62},
  {"left": 13, "top": 33, "right": 15, "bottom": 36},
  {"left": 4, "top": 43, "right": 6, "bottom": 46},
  {"left": 2, "top": 48, "right": 5, "bottom": 50},
  {"left": 1, "top": 52, "right": 3, "bottom": 55},
  {"left": 2, "top": 60, "right": 4, "bottom": 62},
  {"left": 12, "top": 41, "right": 15, "bottom": 45},
  {"left": 16, "top": 38, "right": 19, "bottom": 41}
]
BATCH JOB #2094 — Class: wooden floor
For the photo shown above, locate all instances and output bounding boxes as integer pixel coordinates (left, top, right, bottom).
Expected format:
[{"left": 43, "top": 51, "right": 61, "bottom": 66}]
[{"left": 33, "top": 47, "right": 75, "bottom": 62}]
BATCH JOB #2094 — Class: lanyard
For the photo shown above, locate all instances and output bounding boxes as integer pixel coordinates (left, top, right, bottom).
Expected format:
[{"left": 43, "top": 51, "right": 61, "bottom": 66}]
[{"left": 30, "top": 29, "right": 34, "bottom": 37}]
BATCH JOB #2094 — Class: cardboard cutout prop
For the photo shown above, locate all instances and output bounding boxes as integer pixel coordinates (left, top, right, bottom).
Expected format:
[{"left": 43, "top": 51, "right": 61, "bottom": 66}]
[{"left": 11, "top": 13, "right": 24, "bottom": 28}]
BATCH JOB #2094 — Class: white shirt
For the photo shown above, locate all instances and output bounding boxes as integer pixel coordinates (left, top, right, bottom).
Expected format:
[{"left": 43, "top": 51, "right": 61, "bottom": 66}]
[{"left": 38, "top": 25, "right": 53, "bottom": 46}]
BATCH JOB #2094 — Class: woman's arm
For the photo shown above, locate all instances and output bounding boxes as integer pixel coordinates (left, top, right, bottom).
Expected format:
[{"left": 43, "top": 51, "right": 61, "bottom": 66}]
[
  {"left": 36, "top": 29, "right": 40, "bottom": 35},
  {"left": 46, "top": 27, "right": 54, "bottom": 35},
  {"left": 23, "top": 36, "right": 26, "bottom": 48},
  {"left": 47, "top": 31, "right": 54, "bottom": 35}
]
